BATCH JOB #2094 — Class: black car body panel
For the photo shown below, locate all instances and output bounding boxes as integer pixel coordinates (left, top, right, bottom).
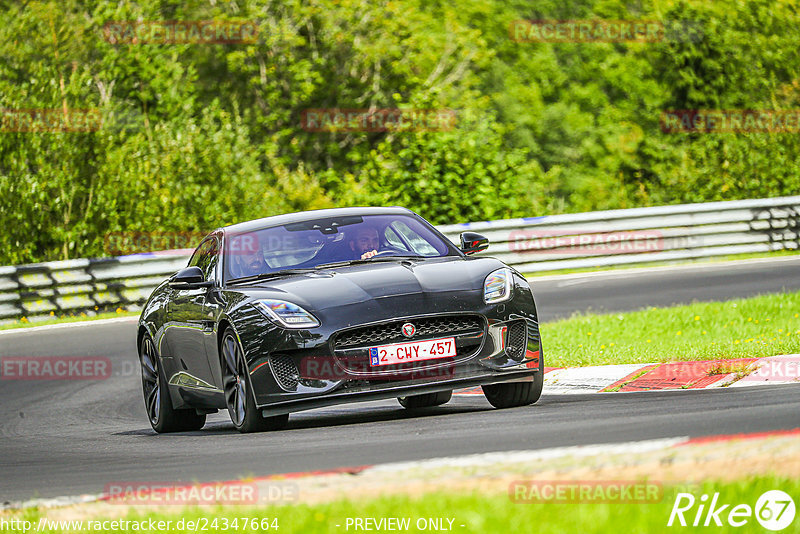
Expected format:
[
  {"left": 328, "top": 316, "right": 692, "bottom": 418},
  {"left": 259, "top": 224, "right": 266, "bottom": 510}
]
[{"left": 137, "top": 207, "right": 542, "bottom": 420}]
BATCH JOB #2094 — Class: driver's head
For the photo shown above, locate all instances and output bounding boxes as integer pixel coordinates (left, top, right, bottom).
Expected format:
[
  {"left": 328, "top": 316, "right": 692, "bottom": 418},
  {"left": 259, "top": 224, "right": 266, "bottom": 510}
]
[
  {"left": 231, "top": 233, "right": 265, "bottom": 276},
  {"left": 350, "top": 226, "right": 380, "bottom": 257}
]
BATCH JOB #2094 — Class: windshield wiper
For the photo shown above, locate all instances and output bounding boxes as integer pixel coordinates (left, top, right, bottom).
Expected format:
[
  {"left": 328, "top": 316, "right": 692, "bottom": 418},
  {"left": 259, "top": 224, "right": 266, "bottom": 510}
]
[
  {"left": 366, "top": 254, "right": 427, "bottom": 262},
  {"left": 227, "top": 268, "right": 315, "bottom": 285},
  {"left": 314, "top": 255, "right": 426, "bottom": 270}
]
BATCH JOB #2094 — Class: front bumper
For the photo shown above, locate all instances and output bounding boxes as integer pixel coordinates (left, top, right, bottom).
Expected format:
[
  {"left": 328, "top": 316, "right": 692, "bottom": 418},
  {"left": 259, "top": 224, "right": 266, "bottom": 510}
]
[
  {"left": 246, "top": 319, "right": 540, "bottom": 410},
  {"left": 236, "top": 281, "right": 542, "bottom": 410},
  {"left": 258, "top": 368, "right": 538, "bottom": 416}
]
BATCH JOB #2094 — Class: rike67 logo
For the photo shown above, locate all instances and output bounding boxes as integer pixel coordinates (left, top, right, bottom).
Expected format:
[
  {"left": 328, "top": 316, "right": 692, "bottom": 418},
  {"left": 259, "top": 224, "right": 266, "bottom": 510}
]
[{"left": 668, "top": 490, "right": 795, "bottom": 531}]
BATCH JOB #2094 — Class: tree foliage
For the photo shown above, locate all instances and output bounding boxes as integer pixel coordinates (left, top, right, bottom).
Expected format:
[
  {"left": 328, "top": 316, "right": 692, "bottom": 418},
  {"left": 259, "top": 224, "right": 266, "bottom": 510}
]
[{"left": 1, "top": 0, "right": 799, "bottom": 263}]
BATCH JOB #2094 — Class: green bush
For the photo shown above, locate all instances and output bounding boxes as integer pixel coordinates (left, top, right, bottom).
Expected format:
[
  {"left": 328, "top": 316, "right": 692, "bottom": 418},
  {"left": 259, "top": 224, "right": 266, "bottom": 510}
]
[{"left": 1, "top": 0, "right": 799, "bottom": 263}]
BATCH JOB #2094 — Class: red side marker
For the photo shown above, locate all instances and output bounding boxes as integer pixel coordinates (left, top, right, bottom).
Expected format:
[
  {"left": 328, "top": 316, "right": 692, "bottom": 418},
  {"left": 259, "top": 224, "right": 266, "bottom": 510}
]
[{"left": 679, "top": 428, "right": 800, "bottom": 446}]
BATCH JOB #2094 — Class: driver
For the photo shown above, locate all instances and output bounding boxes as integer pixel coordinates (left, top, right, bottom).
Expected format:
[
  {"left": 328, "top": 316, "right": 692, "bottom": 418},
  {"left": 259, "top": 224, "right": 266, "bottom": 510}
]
[
  {"left": 349, "top": 225, "right": 381, "bottom": 260},
  {"left": 230, "top": 233, "right": 268, "bottom": 277}
]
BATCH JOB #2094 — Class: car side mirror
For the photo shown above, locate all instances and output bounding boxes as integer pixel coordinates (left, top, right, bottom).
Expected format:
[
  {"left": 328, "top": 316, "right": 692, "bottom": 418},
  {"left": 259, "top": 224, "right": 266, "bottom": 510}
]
[
  {"left": 169, "top": 266, "right": 213, "bottom": 289},
  {"left": 459, "top": 232, "right": 489, "bottom": 255}
]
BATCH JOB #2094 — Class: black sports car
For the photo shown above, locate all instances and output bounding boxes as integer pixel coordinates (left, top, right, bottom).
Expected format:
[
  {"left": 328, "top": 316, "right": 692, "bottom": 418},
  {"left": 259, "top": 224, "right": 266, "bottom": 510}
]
[{"left": 137, "top": 207, "right": 544, "bottom": 433}]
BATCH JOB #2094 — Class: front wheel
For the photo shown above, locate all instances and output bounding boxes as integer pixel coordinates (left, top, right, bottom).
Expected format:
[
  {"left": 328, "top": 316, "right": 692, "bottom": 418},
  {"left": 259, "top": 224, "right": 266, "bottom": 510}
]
[
  {"left": 220, "top": 328, "right": 289, "bottom": 433},
  {"left": 139, "top": 333, "right": 206, "bottom": 433},
  {"left": 398, "top": 390, "right": 452, "bottom": 409},
  {"left": 482, "top": 354, "right": 544, "bottom": 409}
]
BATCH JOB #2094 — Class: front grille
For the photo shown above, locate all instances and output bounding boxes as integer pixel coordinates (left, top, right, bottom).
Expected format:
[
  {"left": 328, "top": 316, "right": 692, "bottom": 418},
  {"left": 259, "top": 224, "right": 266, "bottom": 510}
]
[
  {"left": 269, "top": 354, "right": 299, "bottom": 391},
  {"left": 332, "top": 314, "right": 486, "bottom": 375},
  {"left": 334, "top": 315, "right": 484, "bottom": 349},
  {"left": 505, "top": 320, "right": 527, "bottom": 360}
]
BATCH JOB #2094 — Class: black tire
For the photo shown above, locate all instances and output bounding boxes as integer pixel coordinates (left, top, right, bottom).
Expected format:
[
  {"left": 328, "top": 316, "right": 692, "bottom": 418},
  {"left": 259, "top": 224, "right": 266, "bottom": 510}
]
[
  {"left": 139, "top": 333, "right": 206, "bottom": 433},
  {"left": 482, "top": 353, "right": 544, "bottom": 409},
  {"left": 398, "top": 390, "right": 452, "bottom": 409},
  {"left": 220, "top": 328, "right": 289, "bottom": 433}
]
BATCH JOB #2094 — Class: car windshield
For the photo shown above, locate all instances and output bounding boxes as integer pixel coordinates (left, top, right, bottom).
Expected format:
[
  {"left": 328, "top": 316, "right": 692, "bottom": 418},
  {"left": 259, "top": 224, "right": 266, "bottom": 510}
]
[{"left": 224, "top": 214, "right": 455, "bottom": 282}]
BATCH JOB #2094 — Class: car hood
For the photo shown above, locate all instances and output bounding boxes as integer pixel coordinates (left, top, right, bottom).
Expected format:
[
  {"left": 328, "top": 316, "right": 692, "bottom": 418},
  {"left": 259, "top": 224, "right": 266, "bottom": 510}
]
[{"left": 231, "top": 257, "right": 506, "bottom": 312}]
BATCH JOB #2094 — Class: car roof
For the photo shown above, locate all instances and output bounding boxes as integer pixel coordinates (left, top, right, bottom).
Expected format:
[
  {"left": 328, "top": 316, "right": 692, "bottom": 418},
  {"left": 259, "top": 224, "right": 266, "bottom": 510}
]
[{"left": 219, "top": 206, "right": 416, "bottom": 235}]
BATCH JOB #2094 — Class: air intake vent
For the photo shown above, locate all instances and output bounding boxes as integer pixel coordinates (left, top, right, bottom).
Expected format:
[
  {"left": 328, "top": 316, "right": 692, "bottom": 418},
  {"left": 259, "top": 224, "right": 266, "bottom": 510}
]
[
  {"left": 505, "top": 320, "right": 527, "bottom": 360},
  {"left": 269, "top": 354, "right": 299, "bottom": 391}
]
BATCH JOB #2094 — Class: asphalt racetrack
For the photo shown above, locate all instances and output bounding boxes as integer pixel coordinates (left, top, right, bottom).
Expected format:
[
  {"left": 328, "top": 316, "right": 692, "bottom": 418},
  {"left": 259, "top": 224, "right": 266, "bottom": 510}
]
[{"left": 2, "top": 257, "right": 800, "bottom": 502}]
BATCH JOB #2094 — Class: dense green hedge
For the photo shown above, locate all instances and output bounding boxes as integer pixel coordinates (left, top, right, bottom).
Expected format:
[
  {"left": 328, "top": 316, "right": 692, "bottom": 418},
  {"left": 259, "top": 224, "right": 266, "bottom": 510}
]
[{"left": 1, "top": 0, "right": 799, "bottom": 264}]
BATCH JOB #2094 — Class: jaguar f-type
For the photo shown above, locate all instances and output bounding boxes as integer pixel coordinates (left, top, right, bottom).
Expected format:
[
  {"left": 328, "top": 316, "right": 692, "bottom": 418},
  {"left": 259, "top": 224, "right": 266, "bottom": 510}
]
[{"left": 137, "top": 207, "right": 543, "bottom": 433}]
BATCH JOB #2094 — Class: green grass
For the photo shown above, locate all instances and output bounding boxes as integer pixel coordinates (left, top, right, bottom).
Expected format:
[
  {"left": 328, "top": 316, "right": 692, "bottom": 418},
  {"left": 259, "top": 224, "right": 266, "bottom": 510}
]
[
  {"left": 522, "top": 249, "right": 800, "bottom": 278},
  {"left": 706, "top": 362, "right": 755, "bottom": 376},
  {"left": 0, "top": 310, "right": 139, "bottom": 330},
  {"left": 542, "top": 290, "right": 800, "bottom": 367},
  {"left": 7, "top": 476, "right": 797, "bottom": 533}
]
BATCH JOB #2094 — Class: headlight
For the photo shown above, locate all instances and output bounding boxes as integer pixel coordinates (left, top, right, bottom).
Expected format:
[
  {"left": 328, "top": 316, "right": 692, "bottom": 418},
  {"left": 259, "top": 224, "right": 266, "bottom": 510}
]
[
  {"left": 254, "top": 299, "right": 320, "bottom": 328},
  {"left": 484, "top": 268, "right": 513, "bottom": 304}
]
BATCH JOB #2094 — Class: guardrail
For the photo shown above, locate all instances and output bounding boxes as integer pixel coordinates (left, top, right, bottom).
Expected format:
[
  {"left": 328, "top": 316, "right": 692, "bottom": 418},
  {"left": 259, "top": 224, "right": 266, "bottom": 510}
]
[
  {"left": 0, "top": 253, "right": 190, "bottom": 321},
  {"left": 1, "top": 196, "right": 798, "bottom": 321},
  {"left": 437, "top": 195, "right": 800, "bottom": 272}
]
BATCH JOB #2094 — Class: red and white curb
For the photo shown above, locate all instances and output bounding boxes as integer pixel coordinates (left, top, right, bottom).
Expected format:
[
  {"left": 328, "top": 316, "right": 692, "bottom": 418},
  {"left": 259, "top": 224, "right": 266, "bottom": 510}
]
[
  {"left": 455, "top": 354, "right": 800, "bottom": 395},
  {"left": 542, "top": 364, "right": 651, "bottom": 394}
]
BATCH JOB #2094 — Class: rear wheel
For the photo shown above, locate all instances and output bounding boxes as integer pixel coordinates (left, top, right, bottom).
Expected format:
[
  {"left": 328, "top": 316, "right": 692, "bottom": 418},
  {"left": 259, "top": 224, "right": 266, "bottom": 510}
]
[
  {"left": 220, "top": 328, "right": 289, "bottom": 433},
  {"left": 139, "top": 333, "right": 206, "bottom": 433},
  {"left": 398, "top": 390, "right": 452, "bottom": 409},
  {"left": 482, "top": 354, "right": 544, "bottom": 409}
]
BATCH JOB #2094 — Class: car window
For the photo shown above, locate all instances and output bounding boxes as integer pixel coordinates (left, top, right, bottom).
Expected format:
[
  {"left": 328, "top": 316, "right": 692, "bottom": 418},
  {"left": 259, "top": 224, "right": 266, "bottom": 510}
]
[
  {"left": 224, "top": 214, "right": 455, "bottom": 281},
  {"left": 262, "top": 227, "right": 327, "bottom": 268},
  {"left": 387, "top": 220, "right": 440, "bottom": 256},
  {"left": 383, "top": 226, "right": 409, "bottom": 251},
  {"left": 188, "top": 237, "right": 219, "bottom": 281},
  {"left": 188, "top": 241, "right": 207, "bottom": 268}
]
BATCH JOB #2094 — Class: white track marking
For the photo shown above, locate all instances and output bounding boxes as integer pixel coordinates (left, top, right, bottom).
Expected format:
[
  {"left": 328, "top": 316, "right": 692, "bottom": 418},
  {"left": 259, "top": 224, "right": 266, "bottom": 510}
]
[
  {"left": 528, "top": 255, "right": 800, "bottom": 284},
  {"left": 0, "top": 317, "right": 137, "bottom": 336},
  {"left": 364, "top": 437, "right": 690, "bottom": 473},
  {"left": 543, "top": 363, "right": 649, "bottom": 394}
]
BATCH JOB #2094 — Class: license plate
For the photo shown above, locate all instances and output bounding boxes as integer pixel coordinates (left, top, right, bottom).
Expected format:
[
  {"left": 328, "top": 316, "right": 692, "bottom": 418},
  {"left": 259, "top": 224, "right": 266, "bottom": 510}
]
[{"left": 369, "top": 337, "right": 457, "bottom": 367}]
